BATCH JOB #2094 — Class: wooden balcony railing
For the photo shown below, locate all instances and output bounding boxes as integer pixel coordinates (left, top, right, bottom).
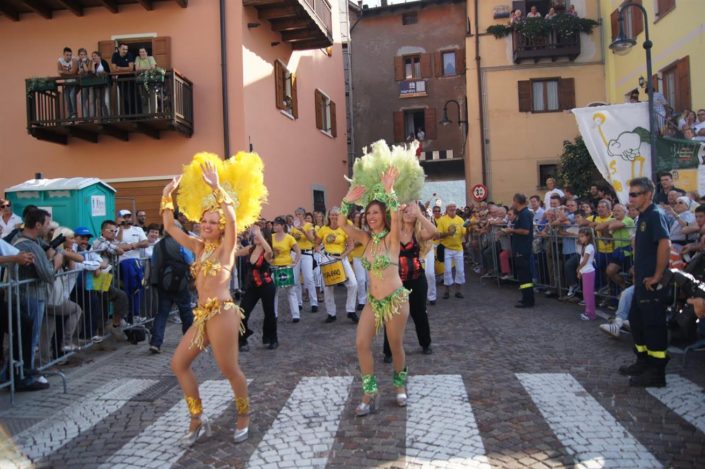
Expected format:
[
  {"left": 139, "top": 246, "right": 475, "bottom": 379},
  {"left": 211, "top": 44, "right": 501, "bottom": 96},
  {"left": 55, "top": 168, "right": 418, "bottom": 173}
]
[
  {"left": 512, "top": 30, "right": 581, "bottom": 64},
  {"left": 26, "top": 70, "right": 193, "bottom": 144}
]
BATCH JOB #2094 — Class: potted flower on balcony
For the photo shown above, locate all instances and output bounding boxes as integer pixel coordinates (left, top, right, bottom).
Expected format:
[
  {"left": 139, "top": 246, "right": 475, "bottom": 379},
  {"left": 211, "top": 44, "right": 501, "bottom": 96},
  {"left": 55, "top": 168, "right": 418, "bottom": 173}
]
[
  {"left": 26, "top": 77, "right": 57, "bottom": 96},
  {"left": 136, "top": 67, "right": 166, "bottom": 92}
]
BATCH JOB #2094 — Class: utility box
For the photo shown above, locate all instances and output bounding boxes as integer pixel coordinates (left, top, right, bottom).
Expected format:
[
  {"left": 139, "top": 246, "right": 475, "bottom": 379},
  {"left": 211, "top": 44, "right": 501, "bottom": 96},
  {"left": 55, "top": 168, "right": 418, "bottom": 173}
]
[{"left": 4, "top": 178, "right": 116, "bottom": 238}]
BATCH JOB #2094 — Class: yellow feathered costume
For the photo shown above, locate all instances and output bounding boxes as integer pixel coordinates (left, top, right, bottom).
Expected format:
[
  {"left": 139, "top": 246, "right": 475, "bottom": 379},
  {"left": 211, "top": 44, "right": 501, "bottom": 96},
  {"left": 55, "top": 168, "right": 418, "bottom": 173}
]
[{"left": 176, "top": 151, "right": 267, "bottom": 232}]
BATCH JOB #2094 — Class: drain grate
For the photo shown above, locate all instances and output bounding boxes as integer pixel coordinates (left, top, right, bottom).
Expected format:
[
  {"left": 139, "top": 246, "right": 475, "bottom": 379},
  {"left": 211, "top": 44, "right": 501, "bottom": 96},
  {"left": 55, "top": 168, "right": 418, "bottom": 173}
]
[{"left": 130, "top": 376, "right": 179, "bottom": 403}]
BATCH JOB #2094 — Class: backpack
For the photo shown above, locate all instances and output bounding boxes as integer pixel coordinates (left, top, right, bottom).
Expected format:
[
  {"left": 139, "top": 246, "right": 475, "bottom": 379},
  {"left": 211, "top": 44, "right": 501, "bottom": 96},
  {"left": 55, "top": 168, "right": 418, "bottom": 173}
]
[{"left": 158, "top": 239, "right": 189, "bottom": 293}]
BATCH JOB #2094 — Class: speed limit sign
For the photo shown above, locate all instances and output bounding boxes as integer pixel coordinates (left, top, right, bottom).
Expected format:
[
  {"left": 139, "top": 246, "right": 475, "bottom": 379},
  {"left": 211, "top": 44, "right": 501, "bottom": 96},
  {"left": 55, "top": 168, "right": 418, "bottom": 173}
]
[{"left": 471, "top": 184, "right": 488, "bottom": 202}]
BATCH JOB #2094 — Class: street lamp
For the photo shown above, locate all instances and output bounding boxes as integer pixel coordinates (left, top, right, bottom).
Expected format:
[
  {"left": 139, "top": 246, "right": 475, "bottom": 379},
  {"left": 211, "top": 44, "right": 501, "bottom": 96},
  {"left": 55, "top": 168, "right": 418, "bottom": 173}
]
[
  {"left": 439, "top": 99, "right": 468, "bottom": 130},
  {"left": 609, "top": 1, "right": 657, "bottom": 181}
]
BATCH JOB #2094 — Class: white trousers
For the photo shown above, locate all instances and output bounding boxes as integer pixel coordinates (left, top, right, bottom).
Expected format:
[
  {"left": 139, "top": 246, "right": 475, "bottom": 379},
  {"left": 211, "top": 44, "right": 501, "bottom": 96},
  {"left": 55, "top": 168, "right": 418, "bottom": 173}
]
[
  {"left": 295, "top": 253, "right": 318, "bottom": 307},
  {"left": 443, "top": 247, "right": 465, "bottom": 286},
  {"left": 425, "top": 247, "right": 437, "bottom": 301},
  {"left": 323, "top": 257, "right": 357, "bottom": 316},
  {"left": 275, "top": 284, "right": 300, "bottom": 320},
  {"left": 352, "top": 257, "right": 368, "bottom": 305}
]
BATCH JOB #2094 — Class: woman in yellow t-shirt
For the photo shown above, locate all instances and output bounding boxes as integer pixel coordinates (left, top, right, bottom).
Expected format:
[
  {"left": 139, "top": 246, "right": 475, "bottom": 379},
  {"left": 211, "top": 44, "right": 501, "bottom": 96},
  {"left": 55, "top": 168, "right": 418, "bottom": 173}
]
[
  {"left": 316, "top": 207, "right": 358, "bottom": 323},
  {"left": 349, "top": 211, "right": 368, "bottom": 310},
  {"left": 291, "top": 208, "right": 319, "bottom": 313},
  {"left": 271, "top": 217, "right": 302, "bottom": 322}
]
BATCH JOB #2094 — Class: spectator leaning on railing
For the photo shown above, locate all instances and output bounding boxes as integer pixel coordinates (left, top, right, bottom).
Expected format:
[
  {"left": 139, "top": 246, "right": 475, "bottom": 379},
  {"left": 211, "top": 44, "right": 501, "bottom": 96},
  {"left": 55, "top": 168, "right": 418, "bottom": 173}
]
[
  {"left": 0, "top": 199, "right": 23, "bottom": 240},
  {"left": 11, "top": 208, "right": 63, "bottom": 392}
]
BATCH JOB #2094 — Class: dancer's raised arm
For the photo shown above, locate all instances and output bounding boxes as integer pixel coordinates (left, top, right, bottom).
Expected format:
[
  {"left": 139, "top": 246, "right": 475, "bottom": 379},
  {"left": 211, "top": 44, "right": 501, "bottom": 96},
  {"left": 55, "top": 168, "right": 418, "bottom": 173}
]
[{"left": 161, "top": 175, "right": 201, "bottom": 253}]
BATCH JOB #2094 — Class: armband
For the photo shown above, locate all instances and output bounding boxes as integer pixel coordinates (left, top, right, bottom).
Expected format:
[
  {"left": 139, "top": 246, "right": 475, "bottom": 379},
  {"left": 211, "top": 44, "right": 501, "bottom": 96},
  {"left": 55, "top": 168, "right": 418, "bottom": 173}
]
[
  {"left": 341, "top": 200, "right": 355, "bottom": 216},
  {"left": 160, "top": 196, "right": 174, "bottom": 213}
]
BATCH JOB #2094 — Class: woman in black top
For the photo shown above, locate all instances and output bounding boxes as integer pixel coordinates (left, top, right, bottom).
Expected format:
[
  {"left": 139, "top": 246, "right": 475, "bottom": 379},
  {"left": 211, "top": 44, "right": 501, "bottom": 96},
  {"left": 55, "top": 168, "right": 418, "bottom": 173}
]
[
  {"left": 383, "top": 202, "right": 438, "bottom": 361},
  {"left": 236, "top": 225, "right": 278, "bottom": 350}
]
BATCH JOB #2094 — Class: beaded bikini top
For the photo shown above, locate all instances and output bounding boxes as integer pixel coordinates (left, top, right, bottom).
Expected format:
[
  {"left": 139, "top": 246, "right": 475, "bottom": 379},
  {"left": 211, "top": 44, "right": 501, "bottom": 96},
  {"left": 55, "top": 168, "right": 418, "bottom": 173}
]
[
  {"left": 190, "top": 241, "right": 230, "bottom": 278},
  {"left": 360, "top": 230, "right": 398, "bottom": 279}
]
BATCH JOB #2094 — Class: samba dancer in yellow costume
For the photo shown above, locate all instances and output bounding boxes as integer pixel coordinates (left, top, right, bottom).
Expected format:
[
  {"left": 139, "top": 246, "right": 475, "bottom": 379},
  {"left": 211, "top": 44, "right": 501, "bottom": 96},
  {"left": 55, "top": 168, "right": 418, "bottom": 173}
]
[
  {"left": 337, "top": 140, "right": 425, "bottom": 416},
  {"left": 161, "top": 152, "right": 267, "bottom": 446}
]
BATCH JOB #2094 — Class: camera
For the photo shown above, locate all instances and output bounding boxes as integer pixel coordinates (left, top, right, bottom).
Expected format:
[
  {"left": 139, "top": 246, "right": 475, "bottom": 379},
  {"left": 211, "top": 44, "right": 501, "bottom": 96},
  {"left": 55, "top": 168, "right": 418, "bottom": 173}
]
[
  {"left": 45, "top": 233, "right": 66, "bottom": 251},
  {"left": 660, "top": 269, "right": 705, "bottom": 345}
]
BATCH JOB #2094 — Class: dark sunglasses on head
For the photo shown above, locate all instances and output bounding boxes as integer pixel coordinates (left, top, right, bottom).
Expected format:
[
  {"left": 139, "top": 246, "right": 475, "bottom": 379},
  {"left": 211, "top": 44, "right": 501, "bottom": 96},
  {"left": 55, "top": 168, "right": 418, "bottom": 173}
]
[{"left": 628, "top": 191, "right": 645, "bottom": 198}]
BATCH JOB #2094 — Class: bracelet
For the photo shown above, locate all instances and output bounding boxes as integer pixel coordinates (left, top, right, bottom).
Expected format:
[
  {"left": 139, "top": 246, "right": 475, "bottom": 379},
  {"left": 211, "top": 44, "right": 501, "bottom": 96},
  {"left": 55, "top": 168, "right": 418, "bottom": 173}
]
[
  {"left": 160, "top": 195, "right": 174, "bottom": 213},
  {"left": 341, "top": 200, "right": 355, "bottom": 216},
  {"left": 213, "top": 187, "right": 235, "bottom": 207}
]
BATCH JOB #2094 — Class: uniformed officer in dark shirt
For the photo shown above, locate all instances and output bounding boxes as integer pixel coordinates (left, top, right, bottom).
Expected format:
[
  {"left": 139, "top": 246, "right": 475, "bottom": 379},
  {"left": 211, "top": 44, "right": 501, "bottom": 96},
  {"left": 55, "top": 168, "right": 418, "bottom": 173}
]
[
  {"left": 619, "top": 177, "right": 671, "bottom": 387},
  {"left": 506, "top": 193, "right": 534, "bottom": 308}
]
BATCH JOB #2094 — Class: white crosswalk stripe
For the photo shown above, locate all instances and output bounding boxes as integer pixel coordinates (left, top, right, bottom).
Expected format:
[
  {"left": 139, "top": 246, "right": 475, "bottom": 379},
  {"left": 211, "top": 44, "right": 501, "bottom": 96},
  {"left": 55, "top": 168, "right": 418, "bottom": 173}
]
[
  {"left": 99, "top": 379, "right": 252, "bottom": 469},
  {"left": 517, "top": 373, "right": 662, "bottom": 469},
  {"left": 246, "top": 376, "right": 353, "bottom": 469},
  {"left": 405, "top": 374, "right": 490, "bottom": 469},
  {"left": 647, "top": 374, "right": 705, "bottom": 434},
  {"left": 4, "top": 379, "right": 156, "bottom": 465}
]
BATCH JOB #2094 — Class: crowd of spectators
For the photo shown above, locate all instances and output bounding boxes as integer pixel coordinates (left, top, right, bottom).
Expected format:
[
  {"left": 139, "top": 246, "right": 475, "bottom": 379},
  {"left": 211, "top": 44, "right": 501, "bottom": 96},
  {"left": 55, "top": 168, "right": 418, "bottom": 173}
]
[{"left": 56, "top": 43, "right": 160, "bottom": 121}]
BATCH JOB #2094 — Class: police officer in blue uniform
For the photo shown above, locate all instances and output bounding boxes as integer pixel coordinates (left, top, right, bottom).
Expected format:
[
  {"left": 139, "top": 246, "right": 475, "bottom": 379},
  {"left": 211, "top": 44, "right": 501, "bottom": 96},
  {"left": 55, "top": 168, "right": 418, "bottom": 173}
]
[
  {"left": 619, "top": 177, "right": 671, "bottom": 387},
  {"left": 506, "top": 193, "right": 535, "bottom": 308}
]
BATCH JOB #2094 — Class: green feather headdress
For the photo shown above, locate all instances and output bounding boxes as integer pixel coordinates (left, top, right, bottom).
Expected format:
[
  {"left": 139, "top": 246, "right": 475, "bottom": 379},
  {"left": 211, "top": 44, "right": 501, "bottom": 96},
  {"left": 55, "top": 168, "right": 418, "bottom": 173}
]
[{"left": 346, "top": 140, "right": 426, "bottom": 208}]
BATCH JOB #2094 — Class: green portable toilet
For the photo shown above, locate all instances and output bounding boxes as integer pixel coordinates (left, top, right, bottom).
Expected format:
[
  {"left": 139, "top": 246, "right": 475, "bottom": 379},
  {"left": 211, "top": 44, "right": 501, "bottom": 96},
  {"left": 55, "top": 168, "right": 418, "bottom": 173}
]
[{"left": 4, "top": 178, "right": 116, "bottom": 238}]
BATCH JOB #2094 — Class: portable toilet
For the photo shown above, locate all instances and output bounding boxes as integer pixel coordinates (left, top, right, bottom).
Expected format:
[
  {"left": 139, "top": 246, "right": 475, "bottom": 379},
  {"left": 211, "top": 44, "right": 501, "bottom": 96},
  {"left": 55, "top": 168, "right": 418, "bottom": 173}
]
[{"left": 4, "top": 178, "right": 116, "bottom": 238}]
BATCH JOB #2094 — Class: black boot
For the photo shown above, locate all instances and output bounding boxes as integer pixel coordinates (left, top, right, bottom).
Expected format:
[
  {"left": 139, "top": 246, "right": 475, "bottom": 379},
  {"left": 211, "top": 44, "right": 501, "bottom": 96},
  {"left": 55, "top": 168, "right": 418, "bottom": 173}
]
[
  {"left": 629, "top": 357, "right": 668, "bottom": 388},
  {"left": 618, "top": 351, "right": 649, "bottom": 376}
]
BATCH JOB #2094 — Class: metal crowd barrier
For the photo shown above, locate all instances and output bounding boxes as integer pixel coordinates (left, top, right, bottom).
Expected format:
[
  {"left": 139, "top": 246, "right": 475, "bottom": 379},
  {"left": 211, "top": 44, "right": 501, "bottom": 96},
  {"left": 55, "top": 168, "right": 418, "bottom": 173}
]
[
  {"left": 474, "top": 223, "right": 637, "bottom": 306},
  {"left": 1, "top": 249, "right": 160, "bottom": 405}
]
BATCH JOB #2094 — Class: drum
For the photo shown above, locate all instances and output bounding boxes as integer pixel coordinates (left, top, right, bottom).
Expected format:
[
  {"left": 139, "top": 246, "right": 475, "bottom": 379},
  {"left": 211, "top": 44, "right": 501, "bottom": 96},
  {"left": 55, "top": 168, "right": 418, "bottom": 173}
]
[
  {"left": 321, "top": 259, "right": 347, "bottom": 286},
  {"left": 272, "top": 266, "right": 295, "bottom": 288}
]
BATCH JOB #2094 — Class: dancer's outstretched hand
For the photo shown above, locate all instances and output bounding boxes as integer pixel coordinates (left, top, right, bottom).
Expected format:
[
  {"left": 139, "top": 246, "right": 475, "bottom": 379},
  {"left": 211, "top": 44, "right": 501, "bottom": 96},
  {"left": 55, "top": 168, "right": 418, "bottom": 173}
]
[
  {"left": 201, "top": 161, "right": 220, "bottom": 189},
  {"left": 344, "top": 185, "right": 365, "bottom": 203},
  {"left": 163, "top": 176, "right": 182, "bottom": 197},
  {"left": 381, "top": 166, "right": 399, "bottom": 193}
]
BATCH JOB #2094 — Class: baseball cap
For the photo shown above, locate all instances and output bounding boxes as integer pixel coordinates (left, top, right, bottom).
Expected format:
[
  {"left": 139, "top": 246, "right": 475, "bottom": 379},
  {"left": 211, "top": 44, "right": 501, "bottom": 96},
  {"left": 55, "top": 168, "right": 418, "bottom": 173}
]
[
  {"left": 118, "top": 209, "right": 132, "bottom": 217},
  {"left": 74, "top": 226, "right": 92, "bottom": 237}
]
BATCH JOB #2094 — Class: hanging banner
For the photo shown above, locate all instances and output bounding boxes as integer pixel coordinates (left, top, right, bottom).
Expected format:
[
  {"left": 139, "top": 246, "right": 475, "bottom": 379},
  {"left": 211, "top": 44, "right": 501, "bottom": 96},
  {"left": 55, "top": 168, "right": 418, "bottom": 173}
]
[
  {"left": 654, "top": 136, "right": 705, "bottom": 194},
  {"left": 571, "top": 103, "right": 651, "bottom": 204}
]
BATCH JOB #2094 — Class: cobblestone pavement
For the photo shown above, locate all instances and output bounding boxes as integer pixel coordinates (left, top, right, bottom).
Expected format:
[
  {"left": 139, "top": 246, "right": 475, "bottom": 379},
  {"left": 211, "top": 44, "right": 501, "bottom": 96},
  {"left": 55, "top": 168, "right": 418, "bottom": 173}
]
[{"left": 2, "top": 275, "right": 705, "bottom": 468}]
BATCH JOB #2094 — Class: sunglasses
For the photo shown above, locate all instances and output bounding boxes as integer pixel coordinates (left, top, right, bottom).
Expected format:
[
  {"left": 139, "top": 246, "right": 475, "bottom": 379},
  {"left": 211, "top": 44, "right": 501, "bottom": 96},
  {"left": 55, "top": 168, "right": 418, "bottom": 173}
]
[
  {"left": 628, "top": 191, "right": 645, "bottom": 198},
  {"left": 0, "top": 204, "right": 9, "bottom": 208}
]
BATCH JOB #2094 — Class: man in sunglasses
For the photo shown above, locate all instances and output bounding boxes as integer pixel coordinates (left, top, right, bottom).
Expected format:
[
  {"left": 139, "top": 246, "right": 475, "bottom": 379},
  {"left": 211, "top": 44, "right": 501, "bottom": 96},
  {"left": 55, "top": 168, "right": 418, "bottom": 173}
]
[
  {"left": 618, "top": 177, "right": 671, "bottom": 387},
  {"left": 0, "top": 199, "right": 23, "bottom": 240}
]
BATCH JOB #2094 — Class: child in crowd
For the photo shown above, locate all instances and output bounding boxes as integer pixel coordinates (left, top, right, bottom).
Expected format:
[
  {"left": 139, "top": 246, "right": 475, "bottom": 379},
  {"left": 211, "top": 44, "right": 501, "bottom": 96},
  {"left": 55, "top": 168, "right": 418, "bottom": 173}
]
[{"left": 577, "top": 227, "right": 596, "bottom": 320}]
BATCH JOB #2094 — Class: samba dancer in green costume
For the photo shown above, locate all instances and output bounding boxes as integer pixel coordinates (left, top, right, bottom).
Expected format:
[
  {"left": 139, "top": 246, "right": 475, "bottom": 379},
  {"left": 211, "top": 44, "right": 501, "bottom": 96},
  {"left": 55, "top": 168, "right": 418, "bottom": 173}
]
[{"left": 339, "top": 167, "right": 412, "bottom": 415}]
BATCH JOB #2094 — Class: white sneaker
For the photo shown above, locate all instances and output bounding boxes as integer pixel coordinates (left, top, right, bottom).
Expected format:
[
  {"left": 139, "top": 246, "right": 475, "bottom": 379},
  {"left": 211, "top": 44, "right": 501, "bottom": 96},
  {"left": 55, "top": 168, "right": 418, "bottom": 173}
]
[
  {"left": 599, "top": 317, "right": 623, "bottom": 338},
  {"left": 566, "top": 285, "right": 577, "bottom": 298}
]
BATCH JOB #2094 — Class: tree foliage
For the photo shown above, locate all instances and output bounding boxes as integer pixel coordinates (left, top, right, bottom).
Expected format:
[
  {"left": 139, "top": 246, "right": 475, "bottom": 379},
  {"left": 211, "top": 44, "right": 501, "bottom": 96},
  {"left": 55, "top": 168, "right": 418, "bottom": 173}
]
[{"left": 557, "top": 136, "right": 606, "bottom": 198}]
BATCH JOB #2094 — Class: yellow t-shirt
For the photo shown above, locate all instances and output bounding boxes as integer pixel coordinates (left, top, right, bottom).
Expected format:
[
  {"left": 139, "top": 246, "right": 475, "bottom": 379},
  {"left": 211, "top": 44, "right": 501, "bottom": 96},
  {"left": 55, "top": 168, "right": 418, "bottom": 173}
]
[
  {"left": 291, "top": 222, "right": 314, "bottom": 250},
  {"left": 437, "top": 214, "right": 467, "bottom": 251},
  {"left": 272, "top": 233, "right": 298, "bottom": 266},
  {"left": 318, "top": 226, "right": 347, "bottom": 255},
  {"left": 349, "top": 241, "right": 366, "bottom": 259},
  {"left": 593, "top": 215, "right": 615, "bottom": 253}
]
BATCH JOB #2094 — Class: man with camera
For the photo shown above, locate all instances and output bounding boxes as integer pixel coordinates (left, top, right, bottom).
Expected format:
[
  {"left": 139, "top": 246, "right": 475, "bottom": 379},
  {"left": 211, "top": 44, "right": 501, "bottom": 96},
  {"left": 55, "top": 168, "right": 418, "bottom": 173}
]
[{"left": 620, "top": 177, "right": 671, "bottom": 387}]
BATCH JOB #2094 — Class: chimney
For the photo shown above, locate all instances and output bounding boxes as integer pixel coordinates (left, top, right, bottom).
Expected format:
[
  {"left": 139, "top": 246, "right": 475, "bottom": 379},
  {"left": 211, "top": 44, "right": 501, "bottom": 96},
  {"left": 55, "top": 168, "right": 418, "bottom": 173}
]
[{"left": 35, "top": 172, "right": 43, "bottom": 179}]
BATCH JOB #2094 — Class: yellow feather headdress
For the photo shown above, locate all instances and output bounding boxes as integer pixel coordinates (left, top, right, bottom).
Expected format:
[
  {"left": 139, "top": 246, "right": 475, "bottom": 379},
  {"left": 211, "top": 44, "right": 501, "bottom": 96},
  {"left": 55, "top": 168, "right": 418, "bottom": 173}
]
[{"left": 176, "top": 151, "right": 268, "bottom": 233}]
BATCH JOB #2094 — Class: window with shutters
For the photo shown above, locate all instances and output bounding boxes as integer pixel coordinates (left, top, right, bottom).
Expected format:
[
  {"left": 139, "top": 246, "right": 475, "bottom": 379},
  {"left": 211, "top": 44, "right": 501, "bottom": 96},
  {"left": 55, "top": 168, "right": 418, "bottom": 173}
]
[
  {"left": 404, "top": 55, "right": 422, "bottom": 80},
  {"left": 656, "top": 0, "right": 676, "bottom": 20},
  {"left": 518, "top": 77, "right": 575, "bottom": 113},
  {"left": 659, "top": 56, "right": 691, "bottom": 112},
  {"left": 102, "top": 36, "right": 171, "bottom": 70},
  {"left": 441, "top": 51, "right": 456, "bottom": 76},
  {"left": 274, "top": 60, "right": 298, "bottom": 118},
  {"left": 611, "top": 0, "right": 643, "bottom": 40},
  {"left": 393, "top": 108, "right": 436, "bottom": 142},
  {"left": 402, "top": 12, "right": 418, "bottom": 25},
  {"left": 314, "top": 89, "right": 337, "bottom": 138}
]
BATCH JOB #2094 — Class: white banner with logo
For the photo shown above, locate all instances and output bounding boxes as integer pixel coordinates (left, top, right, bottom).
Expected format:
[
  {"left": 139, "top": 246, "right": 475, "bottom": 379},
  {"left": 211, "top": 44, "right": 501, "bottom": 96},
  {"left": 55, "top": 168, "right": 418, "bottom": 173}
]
[{"left": 571, "top": 103, "right": 651, "bottom": 204}]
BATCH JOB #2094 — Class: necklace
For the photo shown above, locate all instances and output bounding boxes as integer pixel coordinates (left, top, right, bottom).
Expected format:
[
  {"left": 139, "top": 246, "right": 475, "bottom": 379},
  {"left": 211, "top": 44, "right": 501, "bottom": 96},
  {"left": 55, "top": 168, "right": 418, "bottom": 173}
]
[
  {"left": 371, "top": 229, "right": 388, "bottom": 245},
  {"left": 202, "top": 241, "right": 219, "bottom": 260}
]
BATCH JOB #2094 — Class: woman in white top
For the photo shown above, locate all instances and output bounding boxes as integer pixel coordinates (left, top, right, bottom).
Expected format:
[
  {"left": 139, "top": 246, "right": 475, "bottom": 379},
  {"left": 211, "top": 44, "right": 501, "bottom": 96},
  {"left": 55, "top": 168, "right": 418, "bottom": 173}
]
[
  {"left": 527, "top": 6, "right": 541, "bottom": 18},
  {"left": 668, "top": 196, "right": 696, "bottom": 250}
]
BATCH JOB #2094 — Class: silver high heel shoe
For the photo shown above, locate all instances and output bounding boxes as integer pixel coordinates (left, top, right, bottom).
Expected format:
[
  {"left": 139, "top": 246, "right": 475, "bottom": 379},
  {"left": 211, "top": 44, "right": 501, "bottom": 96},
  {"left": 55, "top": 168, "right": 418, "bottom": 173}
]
[
  {"left": 234, "top": 426, "right": 249, "bottom": 443},
  {"left": 355, "top": 392, "right": 380, "bottom": 417},
  {"left": 180, "top": 416, "right": 211, "bottom": 447},
  {"left": 396, "top": 391, "right": 407, "bottom": 407}
]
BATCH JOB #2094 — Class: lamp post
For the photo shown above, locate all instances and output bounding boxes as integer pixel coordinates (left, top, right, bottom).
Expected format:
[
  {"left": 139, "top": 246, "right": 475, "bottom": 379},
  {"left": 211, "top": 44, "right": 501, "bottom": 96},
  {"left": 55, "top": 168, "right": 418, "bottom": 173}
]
[
  {"left": 609, "top": 1, "right": 657, "bottom": 182},
  {"left": 439, "top": 99, "right": 468, "bottom": 131}
]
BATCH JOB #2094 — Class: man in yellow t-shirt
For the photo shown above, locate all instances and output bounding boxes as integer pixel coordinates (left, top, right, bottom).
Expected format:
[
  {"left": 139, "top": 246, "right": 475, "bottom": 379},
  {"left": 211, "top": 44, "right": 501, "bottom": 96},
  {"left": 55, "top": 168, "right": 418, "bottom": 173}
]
[
  {"left": 436, "top": 202, "right": 467, "bottom": 299},
  {"left": 291, "top": 208, "right": 319, "bottom": 311}
]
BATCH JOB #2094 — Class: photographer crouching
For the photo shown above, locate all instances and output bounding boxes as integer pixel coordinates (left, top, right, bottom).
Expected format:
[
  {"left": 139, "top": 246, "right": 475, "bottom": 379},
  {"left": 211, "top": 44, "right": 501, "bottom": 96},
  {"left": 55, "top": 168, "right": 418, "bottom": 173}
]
[{"left": 620, "top": 177, "right": 671, "bottom": 388}]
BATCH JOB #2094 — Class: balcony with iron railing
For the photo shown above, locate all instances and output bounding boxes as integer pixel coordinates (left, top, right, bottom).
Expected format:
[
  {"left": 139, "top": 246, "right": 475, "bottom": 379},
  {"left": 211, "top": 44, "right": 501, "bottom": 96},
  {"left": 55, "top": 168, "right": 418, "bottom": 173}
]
[
  {"left": 25, "top": 70, "right": 193, "bottom": 145},
  {"left": 512, "top": 30, "right": 581, "bottom": 64},
  {"left": 244, "top": 0, "right": 333, "bottom": 51}
]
